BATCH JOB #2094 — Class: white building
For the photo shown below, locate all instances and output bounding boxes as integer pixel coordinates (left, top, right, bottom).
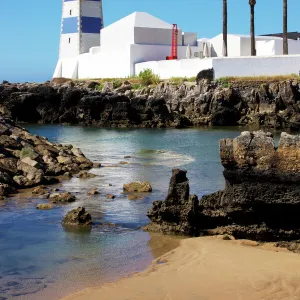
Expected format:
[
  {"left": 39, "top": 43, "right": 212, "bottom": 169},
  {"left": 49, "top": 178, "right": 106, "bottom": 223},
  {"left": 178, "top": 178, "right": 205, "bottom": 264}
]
[
  {"left": 53, "top": 4, "right": 300, "bottom": 80},
  {"left": 54, "top": 11, "right": 199, "bottom": 79}
]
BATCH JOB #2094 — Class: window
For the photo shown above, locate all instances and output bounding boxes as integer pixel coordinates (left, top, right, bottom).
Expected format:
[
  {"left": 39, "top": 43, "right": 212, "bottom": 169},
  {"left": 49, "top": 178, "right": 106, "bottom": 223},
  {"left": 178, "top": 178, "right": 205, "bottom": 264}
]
[
  {"left": 69, "top": 38, "right": 71, "bottom": 43},
  {"left": 70, "top": 10, "right": 72, "bottom": 16}
]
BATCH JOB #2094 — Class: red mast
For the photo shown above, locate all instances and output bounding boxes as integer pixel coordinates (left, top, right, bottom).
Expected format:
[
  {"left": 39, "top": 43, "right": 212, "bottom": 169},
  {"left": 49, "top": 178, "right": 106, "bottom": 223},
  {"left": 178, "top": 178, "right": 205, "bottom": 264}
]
[{"left": 166, "top": 24, "right": 178, "bottom": 60}]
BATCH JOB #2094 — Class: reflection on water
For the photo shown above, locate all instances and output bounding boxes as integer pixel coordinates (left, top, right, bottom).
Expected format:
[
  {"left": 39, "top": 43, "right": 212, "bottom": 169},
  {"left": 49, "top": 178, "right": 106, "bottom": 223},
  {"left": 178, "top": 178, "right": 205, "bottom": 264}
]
[{"left": 0, "top": 125, "right": 248, "bottom": 299}]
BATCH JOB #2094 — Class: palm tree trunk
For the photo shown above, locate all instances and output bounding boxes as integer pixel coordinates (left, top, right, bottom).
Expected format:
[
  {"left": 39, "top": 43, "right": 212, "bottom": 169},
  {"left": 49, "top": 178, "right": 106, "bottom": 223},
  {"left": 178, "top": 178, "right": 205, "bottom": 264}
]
[
  {"left": 283, "top": 0, "right": 288, "bottom": 55},
  {"left": 249, "top": 0, "right": 256, "bottom": 56},
  {"left": 223, "top": 0, "right": 228, "bottom": 56}
]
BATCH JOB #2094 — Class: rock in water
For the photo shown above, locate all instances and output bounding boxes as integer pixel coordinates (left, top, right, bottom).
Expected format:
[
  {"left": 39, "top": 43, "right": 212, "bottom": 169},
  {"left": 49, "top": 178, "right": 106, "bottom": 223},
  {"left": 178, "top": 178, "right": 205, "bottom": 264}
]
[
  {"left": 123, "top": 181, "right": 152, "bottom": 192},
  {"left": 62, "top": 207, "right": 92, "bottom": 227},
  {"left": 36, "top": 203, "right": 54, "bottom": 210},
  {"left": 50, "top": 192, "right": 76, "bottom": 203},
  {"left": 145, "top": 169, "right": 199, "bottom": 236}
]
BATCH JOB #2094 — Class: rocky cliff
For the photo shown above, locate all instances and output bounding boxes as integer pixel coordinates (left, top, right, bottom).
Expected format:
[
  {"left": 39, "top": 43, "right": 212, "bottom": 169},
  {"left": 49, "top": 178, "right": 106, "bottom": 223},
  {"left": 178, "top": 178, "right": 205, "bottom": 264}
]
[
  {"left": 1, "top": 78, "right": 300, "bottom": 130},
  {"left": 146, "top": 131, "right": 300, "bottom": 241}
]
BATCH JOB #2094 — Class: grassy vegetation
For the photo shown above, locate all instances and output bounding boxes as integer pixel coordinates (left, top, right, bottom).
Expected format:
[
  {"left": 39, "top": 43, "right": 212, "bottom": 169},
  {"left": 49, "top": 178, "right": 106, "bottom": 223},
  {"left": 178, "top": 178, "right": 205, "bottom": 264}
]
[
  {"left": 169, "top": 76, "right": 196, "bottom": 85},
  {"left": 218, "top": 74, "right": 300, "bottom": 83},
  {"left": 138, "top": 69, "right": 160, "bottom": 85}
]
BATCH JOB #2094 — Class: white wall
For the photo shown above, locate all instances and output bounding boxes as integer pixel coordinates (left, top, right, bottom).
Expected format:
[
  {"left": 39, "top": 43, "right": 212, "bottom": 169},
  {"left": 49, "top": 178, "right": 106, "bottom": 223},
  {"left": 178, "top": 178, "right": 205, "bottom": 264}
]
[
  {"left": 60, "top": 33, "right": 80, "bottom": 58},
  {"left": 135, "top": 59, "right": 213, "bottom": 79},
  {"left": 182, "top": 32, "right": 198, "bottom": 46},
  {"left": 213, "top": 55, "right": 300, "bottom": 78},
  {"left": 210, "top": 34, "right": 242, "bottom": 57},
  {"left": 134, "top": 27, "right": 182, "bottom": 45},
  {"left": 77, "top": 47, "right": 132, "bottom": 78},
  {"left": 62, "top": 1, "right": 79, "bottom": 18}
]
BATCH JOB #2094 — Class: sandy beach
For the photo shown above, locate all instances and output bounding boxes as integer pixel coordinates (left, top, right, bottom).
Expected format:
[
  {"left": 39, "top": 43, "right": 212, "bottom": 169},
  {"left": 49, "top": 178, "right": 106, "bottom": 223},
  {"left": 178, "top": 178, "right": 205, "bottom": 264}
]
[{"left": 63, "top": 236, "right": 300, "bottom": 300}]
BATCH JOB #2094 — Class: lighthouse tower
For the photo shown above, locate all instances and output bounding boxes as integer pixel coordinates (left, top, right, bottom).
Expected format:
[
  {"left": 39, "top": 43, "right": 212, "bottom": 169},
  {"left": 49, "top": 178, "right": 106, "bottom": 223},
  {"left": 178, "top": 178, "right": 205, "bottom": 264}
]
[{"left": 59, "top": 0, "right": 103, "bottom": 58}]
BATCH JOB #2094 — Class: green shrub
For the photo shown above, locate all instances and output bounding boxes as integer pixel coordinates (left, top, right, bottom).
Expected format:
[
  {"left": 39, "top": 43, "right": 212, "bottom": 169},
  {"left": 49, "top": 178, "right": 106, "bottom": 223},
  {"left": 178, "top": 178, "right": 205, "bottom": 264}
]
[
  {"left": 138, "top": 69, "right": 160, "bottom": 86},
  {"left": 96, "top": 83, "right": 104, "bottom": 91},
  {"left": 113, "top": 80, "right": 122, "bottom": 89}
]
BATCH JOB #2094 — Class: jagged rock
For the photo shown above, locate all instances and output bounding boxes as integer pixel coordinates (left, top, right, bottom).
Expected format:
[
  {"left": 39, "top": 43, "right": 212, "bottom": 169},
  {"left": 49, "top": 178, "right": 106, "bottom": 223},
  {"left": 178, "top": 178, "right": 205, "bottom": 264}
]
[
  {"left": 20, "top": 146, "right": 40, "bottom": 160},
  {"left": 0, "top": 135, "right": 20, "bottom": 149},
  {"left": 36, "top": 203, "right": 54, "bottom": 210},
  {"left": 200, "top": 131, "right": 300, "bottom": 241},
  {"left": 123, "top": 181, "right": 152, "bottom": 192},
  {"left": 0, "top": 158, "right": 18, "bottom": 175},
  {"left": 145, "top": 169, "right": 199, "bottom": 235},
  {"left": 62, "top": 207, "right": 92, "bottom": 227},
  {"left": 50, "top": 192, "right": 76, "bottom": 203},
  {"left": 57, "top": 155, "right": 73, "bottom": 165},
  {"left": 1, "top": 80, "right": 300, "bottom": 130},
  {"left": 106, "top": 194, "right": 115, "bottom": 199}
]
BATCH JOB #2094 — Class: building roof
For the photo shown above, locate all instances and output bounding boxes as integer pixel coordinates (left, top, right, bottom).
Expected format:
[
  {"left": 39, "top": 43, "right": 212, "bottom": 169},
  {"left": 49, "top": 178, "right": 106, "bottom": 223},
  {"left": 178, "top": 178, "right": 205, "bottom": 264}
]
[
  {"left": 261, "top": 32, "right": 300, "bottom": 40},
  {"left": 105, "top": 12, "right": 174, "bottom": 30}
]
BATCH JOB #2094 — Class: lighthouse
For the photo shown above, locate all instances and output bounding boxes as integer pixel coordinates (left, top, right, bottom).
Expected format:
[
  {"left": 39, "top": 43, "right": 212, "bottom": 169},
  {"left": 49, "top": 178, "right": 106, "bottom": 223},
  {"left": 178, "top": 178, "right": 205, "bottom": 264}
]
[{"left": 59, "top": 0, "right": 103, "bottom": 58}]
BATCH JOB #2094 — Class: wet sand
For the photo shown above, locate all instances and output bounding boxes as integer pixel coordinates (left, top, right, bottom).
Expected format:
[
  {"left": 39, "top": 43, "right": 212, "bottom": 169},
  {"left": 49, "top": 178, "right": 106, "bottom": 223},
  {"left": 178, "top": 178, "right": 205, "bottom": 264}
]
[{"left": 63, "top": 236, "right": 300, "bottom": 300}]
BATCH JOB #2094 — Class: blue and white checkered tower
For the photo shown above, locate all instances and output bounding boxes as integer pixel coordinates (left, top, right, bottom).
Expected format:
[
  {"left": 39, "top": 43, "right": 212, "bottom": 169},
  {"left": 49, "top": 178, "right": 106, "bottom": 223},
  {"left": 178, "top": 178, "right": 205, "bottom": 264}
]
[{"left": 59, "top": 0, "right": 103, "bottom": 58}]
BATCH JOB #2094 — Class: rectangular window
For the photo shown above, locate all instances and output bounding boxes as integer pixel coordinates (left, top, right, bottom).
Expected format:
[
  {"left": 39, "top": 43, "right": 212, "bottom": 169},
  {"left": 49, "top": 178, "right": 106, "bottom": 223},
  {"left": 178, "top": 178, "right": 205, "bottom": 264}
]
[
  {"left": 70, "top": 10, "right": 72, "bottom": 15},
  {"left": 69, "top": 38, "right": 71, "bottom": 43}
]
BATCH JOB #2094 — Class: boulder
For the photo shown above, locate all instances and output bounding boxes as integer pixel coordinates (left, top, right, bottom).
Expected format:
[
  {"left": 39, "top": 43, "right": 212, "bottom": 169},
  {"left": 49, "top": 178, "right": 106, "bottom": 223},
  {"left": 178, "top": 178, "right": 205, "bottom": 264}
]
[
  {"left": 0, "top": 135, "right": 20, "bottom": 149},
  {"left": 17, "top": 161, "right": 44, "bottom": 186},
  {"left": 62, "top": 207, "right": 92, "bottom": 227},
  {"left": 123, "top": 181, "right": 152, "bottom": 192},
  {"left": 36, "top": 203, "right": 54, "bottom": 210},
  {"left": 106, "top": 194, "right": 115, "bottom": 199},
  {"left": 32, "top": 186, "right": 48, "bottom": 195},
  {"left": 0, "top": 158, "right": 18, "bottom": 175},
  {"left": 20, "top": 146, "right": 40, "bottom": 160},
  {"left": 57, "top": 155, "right": 73, "bottom": 165},
  {"left": 50, "top": 192, "right": 76, "bottom": 203},
  {"left": 88, "top": 188, "right": 99, "bottom": 195},
  {"left": 145, "top": 169, "right": 199, "bottom": 235}
]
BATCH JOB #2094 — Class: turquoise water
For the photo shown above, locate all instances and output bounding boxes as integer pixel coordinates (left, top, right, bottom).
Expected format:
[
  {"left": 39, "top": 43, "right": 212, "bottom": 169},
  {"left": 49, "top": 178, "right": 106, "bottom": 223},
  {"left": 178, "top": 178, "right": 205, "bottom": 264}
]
[{"left": 0, "top": 125, "right": 250, "bottom": 299}]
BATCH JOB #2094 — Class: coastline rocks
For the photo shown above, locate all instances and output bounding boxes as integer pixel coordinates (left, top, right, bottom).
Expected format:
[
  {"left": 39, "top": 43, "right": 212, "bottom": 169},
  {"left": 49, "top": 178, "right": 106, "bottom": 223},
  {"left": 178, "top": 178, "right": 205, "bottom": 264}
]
[
  {"left": 106, "top": 194, "right": 115, "bottom": 199},
  {"left": 77, "top": 171, "right": 96, "bottom": 179},
  {"left": 2, "top": 80, "right": 300, "bottom": 130},
  {"left": 0, "top": 117, "right": 94, "bottom": 199},
  {"left": 123, "top": 181, "right": 152, "bottom": 192},
  {"left": 145, "top": 132, "right": 300, "bottom": 241},
  {"left": 144, "top": 169, "right": 199, "bottom": 235},
  {"left": 62, "top": 207, "right": 92, "bottom": 227},
  {"left": 50, "top": 192, "right": 76, "bottom": 203}
]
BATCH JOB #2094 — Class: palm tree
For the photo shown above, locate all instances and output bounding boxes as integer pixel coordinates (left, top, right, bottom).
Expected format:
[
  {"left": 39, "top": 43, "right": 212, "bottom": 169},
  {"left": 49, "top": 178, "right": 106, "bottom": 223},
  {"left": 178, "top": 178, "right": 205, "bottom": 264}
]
[
  {"left": 249, "top": 0, "right": 256, "bottom": 56},
  {"left": 283, "top": 0, "right": 288, "bottom": 55},
  {"left": 223, "top": 0, "right": 228, "bottom": 56}
]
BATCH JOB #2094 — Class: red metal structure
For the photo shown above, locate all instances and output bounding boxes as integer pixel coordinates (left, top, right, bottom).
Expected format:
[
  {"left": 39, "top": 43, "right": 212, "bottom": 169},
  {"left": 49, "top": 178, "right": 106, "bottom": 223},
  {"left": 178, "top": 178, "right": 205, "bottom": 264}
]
[{"left": 166, "top": 24, "right": 178, "bottom": 60}]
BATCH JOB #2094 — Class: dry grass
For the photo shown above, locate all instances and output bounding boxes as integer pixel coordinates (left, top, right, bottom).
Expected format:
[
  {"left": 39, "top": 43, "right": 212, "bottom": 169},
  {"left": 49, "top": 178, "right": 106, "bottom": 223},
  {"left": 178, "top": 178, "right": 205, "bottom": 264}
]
[{"left": 219, "top": 74, "right": 300, "bottom": 83}]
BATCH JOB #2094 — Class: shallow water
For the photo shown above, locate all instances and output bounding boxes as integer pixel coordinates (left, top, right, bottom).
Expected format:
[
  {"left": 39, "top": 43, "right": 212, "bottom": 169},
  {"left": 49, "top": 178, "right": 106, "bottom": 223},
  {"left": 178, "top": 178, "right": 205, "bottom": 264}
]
[{"left": 0, "top": 125, "right": 270, "bottom": 299}]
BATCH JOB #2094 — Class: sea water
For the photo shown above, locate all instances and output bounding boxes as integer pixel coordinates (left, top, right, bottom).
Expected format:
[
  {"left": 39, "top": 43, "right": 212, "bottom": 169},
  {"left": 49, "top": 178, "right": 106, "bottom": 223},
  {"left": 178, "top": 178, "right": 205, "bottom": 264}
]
[{"left": 0, "top": 126, "right": 260, "bottom": 299}]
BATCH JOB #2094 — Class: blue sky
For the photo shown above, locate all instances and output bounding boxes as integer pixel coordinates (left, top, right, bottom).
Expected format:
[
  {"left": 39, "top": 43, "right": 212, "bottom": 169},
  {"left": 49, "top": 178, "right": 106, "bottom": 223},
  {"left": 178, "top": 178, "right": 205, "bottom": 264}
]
[{"left": 0, "top": 0, "right": 299, "bottom": 83}]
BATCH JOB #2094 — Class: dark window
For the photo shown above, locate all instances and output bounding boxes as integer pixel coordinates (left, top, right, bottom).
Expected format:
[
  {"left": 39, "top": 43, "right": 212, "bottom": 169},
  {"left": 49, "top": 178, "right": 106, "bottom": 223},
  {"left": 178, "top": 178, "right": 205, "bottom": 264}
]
[
  {"left": 69, "top": 38, "right": 71, "bottom": 43},
  {"left": 70, "top": 10, "right": 72, "bottom": 16}
]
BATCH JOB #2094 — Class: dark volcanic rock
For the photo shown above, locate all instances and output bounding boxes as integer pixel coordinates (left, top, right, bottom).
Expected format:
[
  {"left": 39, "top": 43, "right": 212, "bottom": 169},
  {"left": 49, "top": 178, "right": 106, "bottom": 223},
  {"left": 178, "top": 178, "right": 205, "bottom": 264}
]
[
  {"left": 2, "top": 79, "right": 300, "bottom": 130},
  {"left": 145, "top": 169, "right": 199, "bottom": 236},
  {"left": 145, "top": 131, "right": 300, "bottom": 242},
  {"left": 62, "top": 207, "right": 92, "bottom": 227}
]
